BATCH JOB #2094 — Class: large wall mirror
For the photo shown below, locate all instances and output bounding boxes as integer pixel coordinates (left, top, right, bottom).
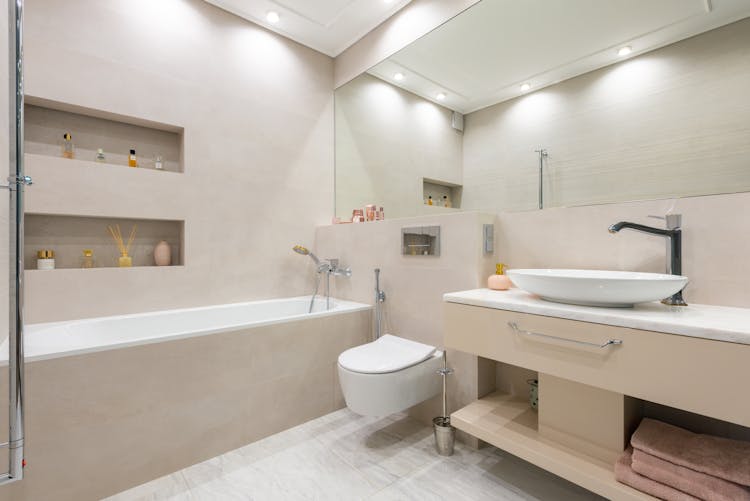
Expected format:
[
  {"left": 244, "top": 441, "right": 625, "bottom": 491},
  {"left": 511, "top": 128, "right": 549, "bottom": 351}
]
[{"left": 335, "top": 0, "right": 750, "bottom": 220}]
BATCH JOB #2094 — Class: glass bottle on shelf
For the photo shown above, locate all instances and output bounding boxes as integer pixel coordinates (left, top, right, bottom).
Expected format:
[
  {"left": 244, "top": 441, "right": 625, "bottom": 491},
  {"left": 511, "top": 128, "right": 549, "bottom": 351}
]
[
  {"left": 128, "top": 149, "right": 138, "bottom": 167},
  {"left": 62, "top": 133, "right": 74, "bottom": 159},
  {"left": 81, "top": 249, "right": 95, "bottom": 269},
  {"left": 95, "top": 149, "right": 106, "bottom": 163},
  {"left": 154, "top": 154, "right": 163, "bottom": 170}
]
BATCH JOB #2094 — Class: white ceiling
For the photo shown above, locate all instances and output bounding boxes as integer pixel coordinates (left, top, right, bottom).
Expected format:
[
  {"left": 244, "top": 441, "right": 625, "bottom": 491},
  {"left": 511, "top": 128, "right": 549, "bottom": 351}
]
[
  {"left": 368, "top": 0, "right": 750, "bottom": 113},
  {"left": 204, "top": 0, "right": 412, "bottom": 56}
]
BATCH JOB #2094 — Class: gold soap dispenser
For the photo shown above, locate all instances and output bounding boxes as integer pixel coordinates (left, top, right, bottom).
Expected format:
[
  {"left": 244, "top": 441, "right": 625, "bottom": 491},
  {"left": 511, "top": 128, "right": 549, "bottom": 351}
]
[{"left": 488, "top": 263, "right": 512, "bottom": 290}]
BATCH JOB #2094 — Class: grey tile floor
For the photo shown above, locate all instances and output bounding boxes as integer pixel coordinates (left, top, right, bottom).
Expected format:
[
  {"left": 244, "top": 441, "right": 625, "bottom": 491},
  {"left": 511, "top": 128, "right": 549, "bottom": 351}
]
[{"left": 106, "top": 408, "right": 603, "bottom": 500}]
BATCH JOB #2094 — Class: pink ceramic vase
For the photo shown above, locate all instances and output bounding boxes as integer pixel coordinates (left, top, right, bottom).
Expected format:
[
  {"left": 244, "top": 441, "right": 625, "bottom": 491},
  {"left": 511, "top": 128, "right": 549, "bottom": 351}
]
[{"left": 154, "top": 240, "right": 171, "bottom": 266}]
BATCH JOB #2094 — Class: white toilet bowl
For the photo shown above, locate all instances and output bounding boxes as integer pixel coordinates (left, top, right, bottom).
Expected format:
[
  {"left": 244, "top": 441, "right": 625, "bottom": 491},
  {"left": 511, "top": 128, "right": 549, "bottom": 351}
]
[{"left": 337, "top": 334, "right": 443, "bottom": 417}]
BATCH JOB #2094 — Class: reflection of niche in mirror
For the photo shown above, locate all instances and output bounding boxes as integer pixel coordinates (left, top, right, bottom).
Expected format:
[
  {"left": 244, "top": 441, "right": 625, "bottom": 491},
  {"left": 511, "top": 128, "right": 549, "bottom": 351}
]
[
  {"left": 335, "top": 74, "right": 462, "bottom": 220},
  {"left": 423, "top": 178, "right": 462, "bottom": 209}
]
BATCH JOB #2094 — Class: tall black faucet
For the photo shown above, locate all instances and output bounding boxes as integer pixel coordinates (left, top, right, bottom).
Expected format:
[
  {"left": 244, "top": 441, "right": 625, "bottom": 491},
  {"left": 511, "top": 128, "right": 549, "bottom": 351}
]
[{"left": 608, "top": 214, "right": 687, "bottom": 306}]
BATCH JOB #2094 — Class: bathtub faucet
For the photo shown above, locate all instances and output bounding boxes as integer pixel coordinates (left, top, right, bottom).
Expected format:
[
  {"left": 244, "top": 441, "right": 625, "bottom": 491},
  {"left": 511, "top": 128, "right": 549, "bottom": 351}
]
[
  {"left": 319, "top": 259, "right": 351, "bottom": 311},
  {"left": 293, "top": 246, "right": 352, "bottom": 312},
  {"left": 327, "top": 259, "right": 352, "bottom": 277}
]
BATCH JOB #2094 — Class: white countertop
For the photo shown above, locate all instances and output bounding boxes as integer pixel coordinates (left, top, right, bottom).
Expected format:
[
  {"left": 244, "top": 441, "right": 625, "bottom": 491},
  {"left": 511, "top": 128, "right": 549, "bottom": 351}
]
[{"left": 443, "top": 288, "right": 750, "bottom": 346}]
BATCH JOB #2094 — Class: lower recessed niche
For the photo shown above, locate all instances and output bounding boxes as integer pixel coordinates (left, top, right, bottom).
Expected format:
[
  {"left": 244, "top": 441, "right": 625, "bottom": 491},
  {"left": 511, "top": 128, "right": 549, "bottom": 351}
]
[{"left": 25, "top": 214, "right": 184, "bottom": 270}]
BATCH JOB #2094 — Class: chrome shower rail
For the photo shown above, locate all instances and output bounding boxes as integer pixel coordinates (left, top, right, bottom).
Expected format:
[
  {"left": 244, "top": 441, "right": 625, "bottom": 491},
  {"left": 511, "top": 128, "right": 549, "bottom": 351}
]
[{"left": 1, "top": 0, "right": 26, "bottom": 484}]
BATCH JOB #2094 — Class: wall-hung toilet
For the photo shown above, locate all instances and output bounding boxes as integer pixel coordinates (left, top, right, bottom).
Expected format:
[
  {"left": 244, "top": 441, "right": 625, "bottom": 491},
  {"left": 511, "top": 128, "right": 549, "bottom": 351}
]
[{"left": 337, "top": 334, "right": 443, "bottom": 416}]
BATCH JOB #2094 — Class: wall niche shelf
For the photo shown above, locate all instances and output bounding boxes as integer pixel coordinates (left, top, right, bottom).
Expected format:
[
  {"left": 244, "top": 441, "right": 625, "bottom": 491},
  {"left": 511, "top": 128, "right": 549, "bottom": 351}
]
[
  {"left": 25, "top": 214, "right": 184, "bottom": 270},
  {"left": 423, "top": 178, "right": 462, "bottom": 208},
  {"left": 402, "top": 225, "right": 440, "bottom": 256},
  {"left": 24, "top": 152, "right": 182, "bottom": 176},
  {"left": 24, "top": 96, "right": 184, "bottom": 173}
]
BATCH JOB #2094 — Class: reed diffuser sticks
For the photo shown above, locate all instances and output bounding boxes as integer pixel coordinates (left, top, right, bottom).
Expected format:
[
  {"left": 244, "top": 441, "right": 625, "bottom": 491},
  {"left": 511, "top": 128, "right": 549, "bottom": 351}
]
[{"left": 107, "top": 224, "right": 137, "bottom": 267}]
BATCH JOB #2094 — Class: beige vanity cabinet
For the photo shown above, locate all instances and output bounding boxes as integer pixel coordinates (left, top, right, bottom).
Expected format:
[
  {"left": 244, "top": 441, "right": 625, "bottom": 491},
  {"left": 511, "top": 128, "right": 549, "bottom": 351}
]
[{"left": 444, "top": 301, "right": 750, "bottom": 501}]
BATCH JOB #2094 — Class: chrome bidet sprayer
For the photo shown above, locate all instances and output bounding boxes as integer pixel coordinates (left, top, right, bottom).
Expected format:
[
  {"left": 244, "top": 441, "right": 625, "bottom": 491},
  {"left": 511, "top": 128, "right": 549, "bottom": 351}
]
[{"left": 374, "top": 268, "right": 386, "bottom": 339}]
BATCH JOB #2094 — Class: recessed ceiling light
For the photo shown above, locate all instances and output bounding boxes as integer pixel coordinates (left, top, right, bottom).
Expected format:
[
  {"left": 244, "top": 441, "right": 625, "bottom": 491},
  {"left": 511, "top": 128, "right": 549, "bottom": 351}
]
[
  {"left": 436, "top": 92, "right": 447, "bottom": 101},
  {"left": 266, "top": 11, "right": 280, "bottom": 24},
  {"left": 520, "top": 83, "right": 531, "bottom": 92},
  {"left": 394, "top": 72, "right": 404, "bottom": 81},
  {"left": 617, "top": 45, "right": 632, "bottom": 57}
]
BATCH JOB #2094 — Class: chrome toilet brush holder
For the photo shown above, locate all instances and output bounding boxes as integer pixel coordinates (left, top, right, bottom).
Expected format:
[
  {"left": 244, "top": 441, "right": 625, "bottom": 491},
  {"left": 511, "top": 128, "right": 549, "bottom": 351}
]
[{"left": 433, "top": 351, "right": 455, "bottom": 456}]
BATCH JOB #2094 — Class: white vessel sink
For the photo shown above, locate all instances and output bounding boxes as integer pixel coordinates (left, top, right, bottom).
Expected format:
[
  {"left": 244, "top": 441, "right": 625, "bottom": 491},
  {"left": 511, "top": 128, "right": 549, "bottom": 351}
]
[{"left": 506, "top": 269, "right": 689, "bottom": 308}]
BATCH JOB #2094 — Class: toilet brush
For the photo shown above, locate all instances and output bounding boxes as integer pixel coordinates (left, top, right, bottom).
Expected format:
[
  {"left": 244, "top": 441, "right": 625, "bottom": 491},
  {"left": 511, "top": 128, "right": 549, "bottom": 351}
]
[{"left": 433, "top": 351, "right": 455, "bottom": 456}]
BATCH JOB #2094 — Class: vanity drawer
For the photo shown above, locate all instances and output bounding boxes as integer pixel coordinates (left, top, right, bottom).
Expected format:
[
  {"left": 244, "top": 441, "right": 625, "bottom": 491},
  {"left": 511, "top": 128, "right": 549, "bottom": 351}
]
[{"left": 444, "top": 302, "right": 750, "bottom": 427}]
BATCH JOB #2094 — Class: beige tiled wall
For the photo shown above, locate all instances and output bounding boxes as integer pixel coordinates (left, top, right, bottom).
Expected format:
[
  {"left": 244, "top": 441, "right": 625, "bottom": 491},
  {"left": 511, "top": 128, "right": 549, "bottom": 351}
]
[{"left": 15, "top": 0, "right": 334, "bottom": 324}]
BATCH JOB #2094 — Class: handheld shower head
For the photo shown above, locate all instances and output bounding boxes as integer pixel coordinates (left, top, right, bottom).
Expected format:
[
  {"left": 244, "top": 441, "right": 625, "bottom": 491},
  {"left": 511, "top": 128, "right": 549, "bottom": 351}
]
[
  {"left": 292, "top": 245, "right": 310, "bottom": 256},
  {"left": 292, "top": 245, "right": 321, "bottom": 265}
]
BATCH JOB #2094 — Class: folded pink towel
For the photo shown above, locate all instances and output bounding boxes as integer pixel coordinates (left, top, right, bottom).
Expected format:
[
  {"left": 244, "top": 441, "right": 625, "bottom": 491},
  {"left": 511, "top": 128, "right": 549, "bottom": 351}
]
[
  {"left": 632, "top": 448, "right": 750, "bottom": 501},
  {"left": 631, "top": 418, "right": 750, "bottom": 487},
  {"left": 615, "top": 447, "right": 700, "bottom": 501}
]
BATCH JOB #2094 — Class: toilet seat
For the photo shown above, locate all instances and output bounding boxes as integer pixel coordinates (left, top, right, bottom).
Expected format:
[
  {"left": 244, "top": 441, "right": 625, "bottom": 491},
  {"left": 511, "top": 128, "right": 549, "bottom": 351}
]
[
  {"left": 338, "top": 334, "right": 436, "bottom": 374},
  {"left": 337, "top": 334, "right": 443, "bottom": 416}
]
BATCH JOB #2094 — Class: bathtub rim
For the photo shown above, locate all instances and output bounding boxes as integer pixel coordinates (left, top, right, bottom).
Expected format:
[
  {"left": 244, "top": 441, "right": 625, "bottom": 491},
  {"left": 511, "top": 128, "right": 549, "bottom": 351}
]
[{"left": 0, "top": 296, "right": 372, "bottom": 366}]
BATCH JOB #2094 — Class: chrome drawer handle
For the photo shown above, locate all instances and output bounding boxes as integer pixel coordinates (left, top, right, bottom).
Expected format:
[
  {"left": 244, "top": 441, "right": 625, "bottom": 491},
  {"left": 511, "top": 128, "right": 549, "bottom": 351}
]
[{"left": 508, "top": 322, "right": 623, "bottom": 349}]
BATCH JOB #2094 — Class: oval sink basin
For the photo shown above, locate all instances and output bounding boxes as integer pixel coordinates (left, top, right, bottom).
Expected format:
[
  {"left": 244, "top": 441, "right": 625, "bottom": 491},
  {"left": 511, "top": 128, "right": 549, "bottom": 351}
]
[{"left": 506, "top": 269, "right": 689, "bottom": 308}]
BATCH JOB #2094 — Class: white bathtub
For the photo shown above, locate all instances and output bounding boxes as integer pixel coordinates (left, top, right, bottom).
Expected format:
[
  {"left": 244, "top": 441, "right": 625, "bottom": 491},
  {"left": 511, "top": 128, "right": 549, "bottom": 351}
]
[{"left": 1, "top": 296, "right": 371, "bottom": 364}]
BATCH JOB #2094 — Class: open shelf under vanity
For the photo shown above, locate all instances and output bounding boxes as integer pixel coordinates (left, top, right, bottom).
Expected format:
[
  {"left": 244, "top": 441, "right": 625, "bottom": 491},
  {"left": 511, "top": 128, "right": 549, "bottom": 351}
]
[{"left": 452, "top": 390, "right": 652, "bottom": 501}]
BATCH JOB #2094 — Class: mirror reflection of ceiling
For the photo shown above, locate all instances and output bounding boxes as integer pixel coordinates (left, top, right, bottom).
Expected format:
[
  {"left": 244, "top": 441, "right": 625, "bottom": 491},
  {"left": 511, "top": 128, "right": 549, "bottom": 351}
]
[{"left": 368, "top": 0, "right": 750, "bottom": 113}]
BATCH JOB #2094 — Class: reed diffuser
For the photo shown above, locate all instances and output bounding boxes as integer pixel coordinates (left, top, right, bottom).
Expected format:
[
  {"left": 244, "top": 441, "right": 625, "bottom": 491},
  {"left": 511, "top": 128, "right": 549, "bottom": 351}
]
[{"left": 107, "top": 224, "right": 137, "bottom": 267}]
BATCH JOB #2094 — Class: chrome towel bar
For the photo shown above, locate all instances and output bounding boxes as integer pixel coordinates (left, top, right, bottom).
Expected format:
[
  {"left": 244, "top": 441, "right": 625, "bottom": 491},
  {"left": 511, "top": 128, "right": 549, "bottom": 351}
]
[{"left": 508, "top": 322, "right": 623, "bottom": 349}]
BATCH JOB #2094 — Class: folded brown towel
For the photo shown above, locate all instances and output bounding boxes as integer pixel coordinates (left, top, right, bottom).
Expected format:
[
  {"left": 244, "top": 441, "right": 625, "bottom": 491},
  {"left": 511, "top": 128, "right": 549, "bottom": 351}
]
[
  {"left": 632, "top": 448, "right": 750, "bottom": 501},
  {"left": 615, "top": 447, "right": 700, "bottom": 501},
  {"left": 631, "top": 418, "right": 750, "bottom": 487}
]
